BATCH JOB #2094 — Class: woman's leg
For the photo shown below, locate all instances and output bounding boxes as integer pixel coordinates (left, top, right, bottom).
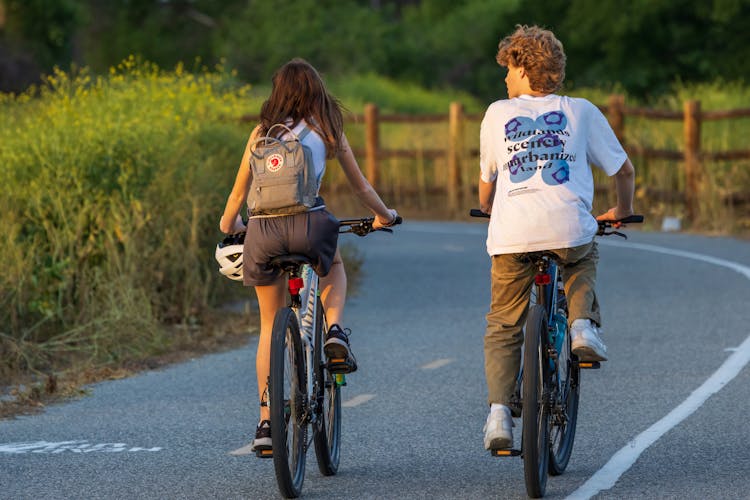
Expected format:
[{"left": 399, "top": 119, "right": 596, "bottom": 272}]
[
  {"left": 319, "top": 247, "right": 346, "bottom": 326},
  {"left": 254, "top": 276, "right": 287, "bottom": 421}
]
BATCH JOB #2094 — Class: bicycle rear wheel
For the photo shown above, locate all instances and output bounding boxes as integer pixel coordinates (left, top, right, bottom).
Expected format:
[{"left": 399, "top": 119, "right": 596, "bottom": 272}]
[
  {"left": 269, "top": 307, "right": 307, "bottom": 498},
  {"left": 312, "top": 297, "right": 342, "bottom": 475},
  {"left": 549, "top": 320, "right": 580, "bottom": 475},
  {"left": 522, "top": 304, "right": 550, "bottom": 498}
]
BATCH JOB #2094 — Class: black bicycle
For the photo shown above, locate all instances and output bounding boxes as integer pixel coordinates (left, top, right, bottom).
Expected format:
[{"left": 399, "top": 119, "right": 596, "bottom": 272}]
[
  {"left": 471, "top": 209, "right": 643, "bottom": 498},
  {"left": 265, "top": 216, "right": 401, "bottom": 498}
]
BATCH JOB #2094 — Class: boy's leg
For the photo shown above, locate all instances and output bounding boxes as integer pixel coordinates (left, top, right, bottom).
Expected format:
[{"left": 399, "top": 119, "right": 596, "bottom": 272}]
[
  {"left": 555, "top": 241, "right": 600, "bottom": 326},
  {"left": 484, "top": 253, "right": 534, "bottom": 406}
]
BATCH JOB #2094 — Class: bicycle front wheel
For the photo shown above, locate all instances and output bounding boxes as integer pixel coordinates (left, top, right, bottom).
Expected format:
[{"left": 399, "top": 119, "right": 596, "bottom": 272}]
[
  {"left": 522, "top": 304, "right": 550, "bottom": 498},
  {"left": 269, "top": 307, "right": 307, "bottom": 498},
  {"left": 312, "top": 297, "right": 342, "bottom": 475},
  {"left": 549, "top": 320, "right": 580, "bottom": 475}
]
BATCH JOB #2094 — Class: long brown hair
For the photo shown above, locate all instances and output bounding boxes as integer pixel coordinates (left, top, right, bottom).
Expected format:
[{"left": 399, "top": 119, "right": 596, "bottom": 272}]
[{"left": 259, "top": 58, "right": 344, "bottom": 159}]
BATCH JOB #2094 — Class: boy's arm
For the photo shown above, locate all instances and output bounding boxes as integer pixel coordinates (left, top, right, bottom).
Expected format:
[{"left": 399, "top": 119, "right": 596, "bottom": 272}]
[
  {"left": 478, "top": 177, "right": 495, "bottom": 214},
  {"left": 596, "top": 158, "right": 635, "bottom": 221}
]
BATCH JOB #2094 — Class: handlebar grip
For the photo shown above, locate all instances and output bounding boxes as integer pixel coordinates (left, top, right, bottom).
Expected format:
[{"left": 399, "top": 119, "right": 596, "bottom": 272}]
[
  {"left": 619, "top": 215, "right": 644, "bottom": 224},
  {"left": 469, "top": 209, "right": 490, "bottom": 218}
]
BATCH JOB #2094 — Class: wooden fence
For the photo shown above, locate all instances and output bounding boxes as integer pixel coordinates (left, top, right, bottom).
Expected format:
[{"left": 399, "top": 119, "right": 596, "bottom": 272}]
[
  {"left": 606, "top": 95, "right": 750, "bottom": 221},
  {"left": 240, "top": 97, "right": 750, "bottom": 220}
]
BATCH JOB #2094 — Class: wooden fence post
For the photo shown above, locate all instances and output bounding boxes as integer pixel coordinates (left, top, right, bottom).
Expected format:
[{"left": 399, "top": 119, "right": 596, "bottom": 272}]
[
  {"left": 683, "top": 100, "right": 702, "bottom": 223},
  {"left": 448, "top": 101, "right": 464, "bottom": 211},
  {"left": 607, "top": 94, "right": 625, "bottom": 142},
  {"left": 607, "top": 94, "right": 626, "bottom": 207},
  {"left": 364, "top": 103, "right": 380, "bottom": 188}
]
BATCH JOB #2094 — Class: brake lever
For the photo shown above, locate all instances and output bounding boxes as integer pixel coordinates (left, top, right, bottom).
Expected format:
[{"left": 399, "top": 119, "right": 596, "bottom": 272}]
[
  {"left": 351, "top": 223, "right": 372, "bottom": 237},
  {"left": 604, "top": 229, "right": 627, "bottom": 239}
]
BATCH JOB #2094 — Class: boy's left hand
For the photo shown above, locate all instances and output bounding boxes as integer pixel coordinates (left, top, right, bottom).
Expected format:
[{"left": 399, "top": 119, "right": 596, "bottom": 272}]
[{"left": 596, "top": 207, "right": 633, "bottom": 227}]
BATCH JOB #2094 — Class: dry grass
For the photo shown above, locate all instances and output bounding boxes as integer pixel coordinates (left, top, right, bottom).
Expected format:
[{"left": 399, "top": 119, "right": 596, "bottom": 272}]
[{"left": 1, "top": 308, "right": 257, "bottom": 419}]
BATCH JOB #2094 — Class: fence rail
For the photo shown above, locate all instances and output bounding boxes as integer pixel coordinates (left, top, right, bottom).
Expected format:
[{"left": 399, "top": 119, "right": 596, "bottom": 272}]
[{"left": 240, "top": 95, "right": 750, "bottom": 221}]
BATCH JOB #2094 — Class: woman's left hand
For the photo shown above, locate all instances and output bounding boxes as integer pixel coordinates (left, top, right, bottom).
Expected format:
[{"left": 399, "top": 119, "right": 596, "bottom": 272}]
[{"left": 221, "top": 214, "right": 247, "bottom": 234}]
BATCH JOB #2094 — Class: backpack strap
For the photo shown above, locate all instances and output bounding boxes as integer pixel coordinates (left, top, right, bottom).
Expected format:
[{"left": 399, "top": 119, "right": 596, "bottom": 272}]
[{"left": 297, "top": 125, "right": 311, "bottom": 141}]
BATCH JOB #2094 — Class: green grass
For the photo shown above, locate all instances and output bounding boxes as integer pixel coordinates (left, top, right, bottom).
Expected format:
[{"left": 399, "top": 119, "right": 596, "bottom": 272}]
[{"left": 0, "top": 58, "right": 257, "bottom": 380}]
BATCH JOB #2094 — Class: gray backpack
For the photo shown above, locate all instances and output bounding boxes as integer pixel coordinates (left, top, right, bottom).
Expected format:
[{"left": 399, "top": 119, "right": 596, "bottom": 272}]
[{"left": 247, "top": 124, "right": 319, "bottom": 216}]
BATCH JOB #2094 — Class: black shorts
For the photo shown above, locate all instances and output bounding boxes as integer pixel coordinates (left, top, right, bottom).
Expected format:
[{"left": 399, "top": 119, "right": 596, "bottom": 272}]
[{"left": 243, "top": 209, "right": 339, "bottom": 287}]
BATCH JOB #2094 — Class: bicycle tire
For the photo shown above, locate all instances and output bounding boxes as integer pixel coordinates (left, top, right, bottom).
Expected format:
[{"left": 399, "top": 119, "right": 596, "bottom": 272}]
[
  {"left": 312, "top": 297, "right": 342, "bottom": 475},
  {"left": 548, "top": 319, "right": 580, "bottom": 475},
  {"left": 269, "top": 307, "right": 307, "bottom": 498},
  {"left": 522, "top": 304, "right": 550, "bottom": 498}
]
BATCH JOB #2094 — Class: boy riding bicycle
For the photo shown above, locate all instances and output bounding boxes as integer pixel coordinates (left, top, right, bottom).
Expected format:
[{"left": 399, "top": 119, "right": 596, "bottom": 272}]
[{"left": 478, "top": 25, "right": 636, "bottom": 450}]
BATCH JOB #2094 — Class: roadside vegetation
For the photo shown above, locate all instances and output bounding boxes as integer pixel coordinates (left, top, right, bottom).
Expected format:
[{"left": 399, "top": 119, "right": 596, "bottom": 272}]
[{"left": 0, "top": 59, "right": 257, "bottom": 412}]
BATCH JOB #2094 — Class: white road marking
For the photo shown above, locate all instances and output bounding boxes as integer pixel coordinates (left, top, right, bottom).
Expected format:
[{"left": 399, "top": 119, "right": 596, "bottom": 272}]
[
  {"left": 567, "top": 242, "right": 750, "bottom": 500},
  {"left": 229, "top": 443, "right": 256, "bottom": 456},
  {"left": 229, "top": 393, "right": 378, "bottom": 453},
  {"left": 441, "top": 244, "right": 466, "bottom": 252},
  {"left": 0, "top": 441, "right": 162, "bottom": 454},
  {"left": 342, "top": 393, "right": 376, "bottom": 407},
  {"left": 420, "top": 358, "right": 454, "bottom": 370}
]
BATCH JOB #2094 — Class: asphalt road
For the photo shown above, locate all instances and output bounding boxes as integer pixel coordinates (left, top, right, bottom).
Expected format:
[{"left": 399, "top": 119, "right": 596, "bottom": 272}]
[{"left": 2, "top": 221, "right": 749, "bottom": 499}]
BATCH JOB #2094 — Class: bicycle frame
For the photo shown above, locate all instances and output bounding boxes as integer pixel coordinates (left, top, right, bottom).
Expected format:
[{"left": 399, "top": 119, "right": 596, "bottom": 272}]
[
  {"left": 531, "top": 255, "right": 573, "bottom": 404},
  {"left": 505, "top": 254, "right": 569, "bottom": 433},
  {"left": 282, "top": 261, "right": 336, "bottom": 436}
]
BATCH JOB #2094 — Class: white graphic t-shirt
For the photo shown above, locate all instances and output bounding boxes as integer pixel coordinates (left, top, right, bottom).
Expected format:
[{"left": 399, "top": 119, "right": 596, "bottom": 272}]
[{"left": 479, "top": 94, "right": 627, "bottom": 255}]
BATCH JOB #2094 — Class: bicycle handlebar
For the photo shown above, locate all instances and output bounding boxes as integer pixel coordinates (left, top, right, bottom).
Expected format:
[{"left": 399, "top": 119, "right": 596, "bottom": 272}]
[
  {"left": 469, "top": 209, "right": 644, "bottom": 239},
  {"left": 338, "top": 216, "right": 403, "bottom": 237},
  {"left": 469, "top": 209, "right": 490, "bottom": 218},
  {"left": 596, "top": 214, "right": 643, "bottom": 238}
]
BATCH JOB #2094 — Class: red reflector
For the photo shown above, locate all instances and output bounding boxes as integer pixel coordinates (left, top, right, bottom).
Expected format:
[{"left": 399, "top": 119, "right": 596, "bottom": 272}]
[
  {"left": 535, "top": 274, "right": 551, "bottom": 285},
  {"left": 288, "top": 277, "right": 304, "bottom": 295}
]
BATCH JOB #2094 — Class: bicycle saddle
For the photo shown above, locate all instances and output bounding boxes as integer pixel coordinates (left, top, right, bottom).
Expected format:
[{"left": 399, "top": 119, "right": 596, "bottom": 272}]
[{"left": 269, "top": 254, "right": 313, "bottom": 269}]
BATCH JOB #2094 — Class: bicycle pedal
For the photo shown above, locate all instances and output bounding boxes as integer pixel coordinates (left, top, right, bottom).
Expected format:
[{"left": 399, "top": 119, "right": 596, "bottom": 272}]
[
  {"left": 576, "top": 360, "right": 601, "bottom": 369},
  {"left": 491, "top": 448, "right": 521, "bottom": 457},
  {"left": 255, "top": 448, "right": 273, "bottom": 459},
  {"left": 327, "top": 359, "right": 354, "bottom": 374}
]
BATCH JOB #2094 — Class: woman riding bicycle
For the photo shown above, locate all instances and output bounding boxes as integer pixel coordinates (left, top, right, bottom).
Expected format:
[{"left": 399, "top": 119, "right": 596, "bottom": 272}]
[
  {"left": 477, "top": 25, "right": 636, "bottom": 451},
  {"left": 219, "top": 58, "right": 398, "bottom": 451}
]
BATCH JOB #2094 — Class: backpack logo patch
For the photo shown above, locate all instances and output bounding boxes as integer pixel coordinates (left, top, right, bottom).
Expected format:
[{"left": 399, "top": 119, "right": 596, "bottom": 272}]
[{"left": 266, "top": 153, "right": 284, "bottom": 172}]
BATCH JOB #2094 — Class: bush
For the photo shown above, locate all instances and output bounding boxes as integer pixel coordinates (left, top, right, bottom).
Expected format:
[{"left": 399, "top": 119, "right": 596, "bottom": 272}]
[{"left": 0, "top": 58, "right": 258, "bottom": 377}]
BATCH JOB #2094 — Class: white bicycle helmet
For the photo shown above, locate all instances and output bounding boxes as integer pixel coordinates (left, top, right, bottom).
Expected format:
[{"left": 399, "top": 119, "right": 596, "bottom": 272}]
[{"left": 215, "top": 232, "right": 245, "bottom": 281}]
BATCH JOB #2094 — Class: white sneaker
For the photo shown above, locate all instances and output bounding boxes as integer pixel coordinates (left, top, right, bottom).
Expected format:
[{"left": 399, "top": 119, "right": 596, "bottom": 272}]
[
  {"left": 571, "top": 319, "right": 608, "bottom": 361},
  {"left": 483, "top": 404, "right": 514, "bottom": 450}
]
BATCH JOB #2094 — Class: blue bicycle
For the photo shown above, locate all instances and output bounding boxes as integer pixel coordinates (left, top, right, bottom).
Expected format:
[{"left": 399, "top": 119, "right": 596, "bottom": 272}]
[{"left": 471, "top": 209, "right": 643, "bottom": 498}]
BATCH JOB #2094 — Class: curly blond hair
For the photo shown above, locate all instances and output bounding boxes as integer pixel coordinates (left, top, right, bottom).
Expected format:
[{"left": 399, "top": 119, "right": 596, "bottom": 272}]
[{"left": 496, "top": 25, "right": 566, "bottom": 94}]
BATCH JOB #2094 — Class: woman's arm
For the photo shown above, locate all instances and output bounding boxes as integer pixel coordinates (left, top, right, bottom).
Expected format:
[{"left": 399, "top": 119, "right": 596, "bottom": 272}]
[
  {"left": 336, "top": 132, "right": 397, "bottom": 229},
  {"left": 220, "top": 126, "right": 261, "bottom": 233}
]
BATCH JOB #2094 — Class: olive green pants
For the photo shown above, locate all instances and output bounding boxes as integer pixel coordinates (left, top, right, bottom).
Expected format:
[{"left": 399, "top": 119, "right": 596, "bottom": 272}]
[{"left": 484, "top": 241, "right": 600, "bottom": 406}]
